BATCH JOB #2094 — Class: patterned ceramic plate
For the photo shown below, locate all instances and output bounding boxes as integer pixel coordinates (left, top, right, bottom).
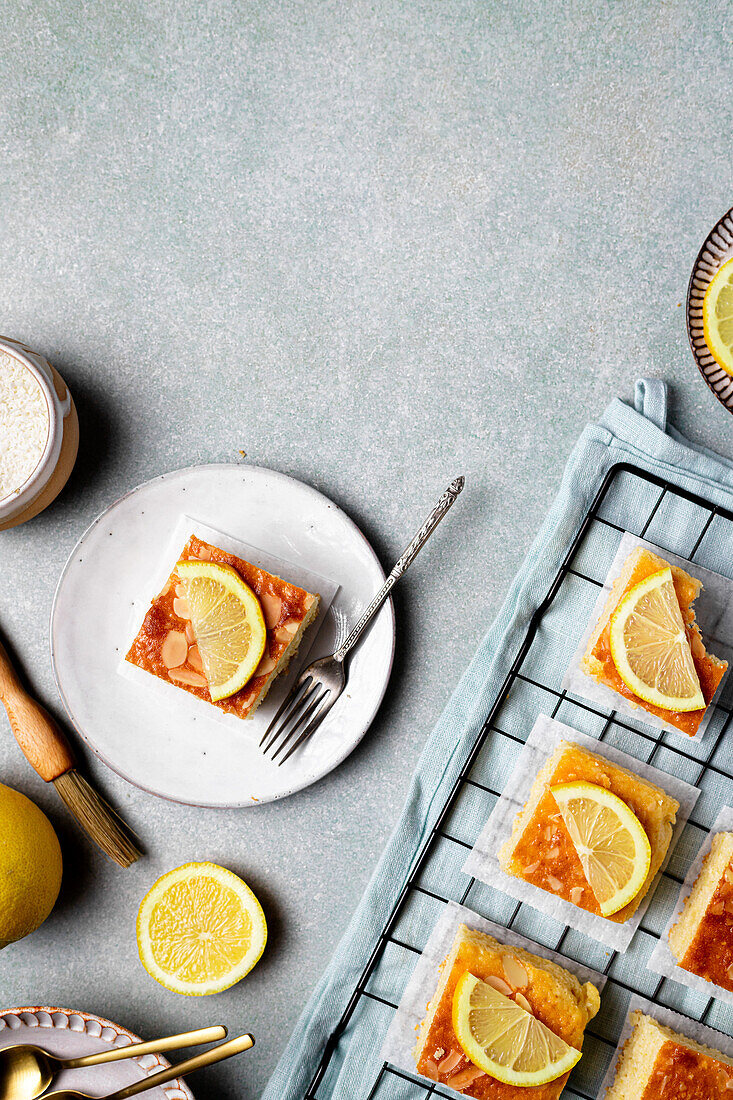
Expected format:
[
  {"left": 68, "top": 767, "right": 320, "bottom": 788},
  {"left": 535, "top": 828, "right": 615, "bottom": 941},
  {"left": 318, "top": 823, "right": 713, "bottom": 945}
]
[
  {"left": 0, "top": 1007, "right": 194, "bottom": 1098},
  {"left": 687, "top": 206, "right": 733, "bottom": 411}
]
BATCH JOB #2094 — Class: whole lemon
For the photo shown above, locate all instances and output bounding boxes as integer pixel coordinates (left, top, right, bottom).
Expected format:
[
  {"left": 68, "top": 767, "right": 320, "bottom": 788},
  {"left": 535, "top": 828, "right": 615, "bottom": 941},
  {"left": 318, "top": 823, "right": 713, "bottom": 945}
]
[{"left": 0, "top": 782, "right": 62, "bottom": 947}]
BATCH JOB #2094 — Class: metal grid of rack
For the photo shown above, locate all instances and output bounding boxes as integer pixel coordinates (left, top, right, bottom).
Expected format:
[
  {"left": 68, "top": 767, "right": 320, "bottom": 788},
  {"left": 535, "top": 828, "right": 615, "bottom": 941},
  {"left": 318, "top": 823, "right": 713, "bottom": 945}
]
[{"left": 304, "top": 462, "right": 733, "bottom": 1100}]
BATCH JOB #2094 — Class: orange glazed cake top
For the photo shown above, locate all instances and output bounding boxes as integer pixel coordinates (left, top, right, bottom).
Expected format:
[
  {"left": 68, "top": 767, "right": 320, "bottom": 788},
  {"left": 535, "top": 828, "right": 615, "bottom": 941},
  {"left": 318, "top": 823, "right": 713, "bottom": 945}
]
[
  {"left": 637, "top": 1041, "right": 733, "bottom": 1099},
  {"left": 413, "top": 924, "right": 600, "bottom": 1100},
  {"left": 126, "top": 535, "right": 319, "bottom": 718},
  {"left": 581, "top": 546, "right": 726, "bottom": 737},
  {"left": 498, "top": 741, "right": 679, "bottom": 923}
]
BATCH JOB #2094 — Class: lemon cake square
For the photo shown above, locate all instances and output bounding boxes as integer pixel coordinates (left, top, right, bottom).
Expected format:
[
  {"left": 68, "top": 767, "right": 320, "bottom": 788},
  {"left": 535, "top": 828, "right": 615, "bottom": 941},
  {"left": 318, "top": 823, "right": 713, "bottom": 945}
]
[
  {"left": 413, "top": 923, "right": 600, "bottom": 1099},
  {"left": 126, "top": 534, "right": 320, "bottom": 718},
  {"left": 581, "top": 546, "right": 726, "bottom": 737},
  {"left": 605, "top": 1011, "right": 733, "bottom": 1099},
  {"left": 497, "top": 741, "right": 679, "bottom": 923},
  {"left": 669, "top": 830, "right": 733, "bottom": 991}
]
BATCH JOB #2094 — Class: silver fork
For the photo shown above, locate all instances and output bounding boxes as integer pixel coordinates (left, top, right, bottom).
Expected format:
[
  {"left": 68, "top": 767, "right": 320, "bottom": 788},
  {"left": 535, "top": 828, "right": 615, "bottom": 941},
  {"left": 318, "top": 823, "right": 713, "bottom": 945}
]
[{"left": 260, "top": 477, "right": 465, "bottom": 765}]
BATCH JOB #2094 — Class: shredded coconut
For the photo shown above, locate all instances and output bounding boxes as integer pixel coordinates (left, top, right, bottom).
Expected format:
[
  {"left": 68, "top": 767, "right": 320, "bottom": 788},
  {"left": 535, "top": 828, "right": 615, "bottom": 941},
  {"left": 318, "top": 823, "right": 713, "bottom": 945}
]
[{"left": 0, "top": 350, "right": 50, "bottom": 501}]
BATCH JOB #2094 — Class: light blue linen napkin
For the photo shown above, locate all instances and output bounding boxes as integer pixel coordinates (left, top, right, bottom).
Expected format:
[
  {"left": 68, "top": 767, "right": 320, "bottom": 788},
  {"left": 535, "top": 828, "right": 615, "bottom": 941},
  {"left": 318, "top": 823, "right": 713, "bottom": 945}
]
[{"left": 262, "top": 379, "right": 733, "bottom": 1100}]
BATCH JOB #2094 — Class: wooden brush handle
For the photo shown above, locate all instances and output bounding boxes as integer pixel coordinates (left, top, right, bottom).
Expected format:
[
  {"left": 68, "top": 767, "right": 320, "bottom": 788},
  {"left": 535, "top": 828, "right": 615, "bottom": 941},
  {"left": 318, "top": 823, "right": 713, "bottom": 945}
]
[{"left": 0, "top": 637, "right": 74, "bottom": 781}]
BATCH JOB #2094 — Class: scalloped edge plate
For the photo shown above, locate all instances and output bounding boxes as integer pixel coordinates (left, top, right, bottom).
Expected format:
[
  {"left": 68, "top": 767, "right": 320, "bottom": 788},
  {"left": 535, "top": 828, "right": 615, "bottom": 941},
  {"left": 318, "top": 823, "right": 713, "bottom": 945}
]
[{"left": 0, "top": 1007, "right": 194, "bottom": 1098}]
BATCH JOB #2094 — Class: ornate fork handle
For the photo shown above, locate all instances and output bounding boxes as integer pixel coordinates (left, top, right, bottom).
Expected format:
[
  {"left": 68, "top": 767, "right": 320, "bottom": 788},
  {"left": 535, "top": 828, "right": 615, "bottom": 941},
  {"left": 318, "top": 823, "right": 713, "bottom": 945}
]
[{"left": 334, "top": 477, "right": 465, "bottom": 662}]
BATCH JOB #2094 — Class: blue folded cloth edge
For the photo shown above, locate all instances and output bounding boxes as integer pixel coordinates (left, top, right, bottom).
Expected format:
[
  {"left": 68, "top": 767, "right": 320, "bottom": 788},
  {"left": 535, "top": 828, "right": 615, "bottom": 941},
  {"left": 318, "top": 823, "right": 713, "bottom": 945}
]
[{"left": 262, "top": 377, "right": 733, "bottom": 1100}]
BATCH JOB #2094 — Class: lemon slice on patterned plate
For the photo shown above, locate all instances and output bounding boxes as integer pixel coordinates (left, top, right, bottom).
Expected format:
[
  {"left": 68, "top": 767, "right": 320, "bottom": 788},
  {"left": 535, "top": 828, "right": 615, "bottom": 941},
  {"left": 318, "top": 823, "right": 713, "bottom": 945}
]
[
  {"left": 703, "top": 257, "right": 733, "bottom": 376},
  {"left": 551, "top": 781, "right": 651, "bottom": 916},
  {"left": 452, "top": 971, "right": 582, "bottom": 1086},
  {"left": 609, "top": 567, "right": 705, "bottom": 713},
  {"left": 176, "top": 560, "right": 267, "bottom": 701},
  {"left": 137, "top": 862, "right": 267, "bottom": 995}
]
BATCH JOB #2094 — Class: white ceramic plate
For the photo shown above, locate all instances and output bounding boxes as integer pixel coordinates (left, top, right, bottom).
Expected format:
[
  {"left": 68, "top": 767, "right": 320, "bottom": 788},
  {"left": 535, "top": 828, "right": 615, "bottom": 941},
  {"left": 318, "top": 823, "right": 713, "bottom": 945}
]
[
  {"left": 51, "top": 464, "right": 395, "bottom": 806},
  {"left": 0, "top": 1007, "right": 194, "bottom": 1099}
]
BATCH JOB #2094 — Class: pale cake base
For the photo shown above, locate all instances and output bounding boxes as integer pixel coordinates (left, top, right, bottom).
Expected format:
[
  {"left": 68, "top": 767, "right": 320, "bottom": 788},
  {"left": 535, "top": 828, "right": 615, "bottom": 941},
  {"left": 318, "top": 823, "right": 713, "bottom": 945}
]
[
  {"left": 605, "top": 1011, "right": 733, "bottom": 1099},
  {"left": 668, "top": 831, "right": 733, "bottom": 990},
  {"left": 669, "top": 832, "right": 733, "bottom": 960}
]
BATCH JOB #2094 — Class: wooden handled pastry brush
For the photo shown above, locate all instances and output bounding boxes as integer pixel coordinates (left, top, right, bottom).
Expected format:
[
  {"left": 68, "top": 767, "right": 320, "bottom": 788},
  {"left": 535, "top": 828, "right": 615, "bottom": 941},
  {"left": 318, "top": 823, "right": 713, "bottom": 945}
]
[{"left": 0, "top": 636, "right": 140, "bottom": 868}]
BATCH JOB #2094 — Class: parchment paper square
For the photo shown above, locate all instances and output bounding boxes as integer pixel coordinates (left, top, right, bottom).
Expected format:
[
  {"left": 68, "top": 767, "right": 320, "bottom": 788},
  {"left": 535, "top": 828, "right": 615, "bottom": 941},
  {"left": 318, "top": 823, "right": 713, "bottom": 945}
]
[
  {"left": 563, "top": 532, "right": 731, "bottom": 742},
  {"left": 380, "top": 900, "right": 605, "bottom": 1095},
  {"left": 462, "top": 715, "right": 700, "bottom": 952}
]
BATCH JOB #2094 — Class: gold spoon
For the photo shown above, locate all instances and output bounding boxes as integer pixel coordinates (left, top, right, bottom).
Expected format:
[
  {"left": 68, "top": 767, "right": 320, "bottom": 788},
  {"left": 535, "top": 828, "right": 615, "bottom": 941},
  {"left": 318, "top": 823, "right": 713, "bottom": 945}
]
[
  {"left": 39, "top": 1034, "right": 254, "bottom": 1100},
  {"left": 0, "top": 1025, "right": 227, "bottom": 1100}
]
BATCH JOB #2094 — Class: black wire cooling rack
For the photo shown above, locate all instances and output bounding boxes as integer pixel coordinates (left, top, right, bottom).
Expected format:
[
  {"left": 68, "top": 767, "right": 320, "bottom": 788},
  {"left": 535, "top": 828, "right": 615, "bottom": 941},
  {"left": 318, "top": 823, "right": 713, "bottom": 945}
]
[{"left": 304, "top": 462, "right": 733, "bottom": 1100}]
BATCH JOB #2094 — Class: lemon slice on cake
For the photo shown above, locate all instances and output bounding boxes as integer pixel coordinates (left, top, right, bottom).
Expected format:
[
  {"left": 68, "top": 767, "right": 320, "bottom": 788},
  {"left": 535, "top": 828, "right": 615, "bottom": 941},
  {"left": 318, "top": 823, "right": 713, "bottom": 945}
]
[
  {"left": 137, "top": 862, "right": 267, "bottom": 995},
  {"left": 452, "top": 971, "right": 581, "bottom": 1086},
  {"left": 550, "top": 781, "right": 651, "bottom": 916},
  {"left": 176, "top": 560, "right": 267, "bottom": 701},
  {"left": 609, "top": 567, "right": 705, "bottom": 713},
  {"left": 703, "top": 257, "right": 733, "bottom": 376}
]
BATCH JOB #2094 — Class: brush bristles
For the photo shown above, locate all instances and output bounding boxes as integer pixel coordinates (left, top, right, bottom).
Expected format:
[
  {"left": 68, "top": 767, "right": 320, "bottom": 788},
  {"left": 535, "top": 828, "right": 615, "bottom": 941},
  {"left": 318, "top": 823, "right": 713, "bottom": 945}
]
[{"left": 53, "top": 770, "right": 141, "bottom": 868}]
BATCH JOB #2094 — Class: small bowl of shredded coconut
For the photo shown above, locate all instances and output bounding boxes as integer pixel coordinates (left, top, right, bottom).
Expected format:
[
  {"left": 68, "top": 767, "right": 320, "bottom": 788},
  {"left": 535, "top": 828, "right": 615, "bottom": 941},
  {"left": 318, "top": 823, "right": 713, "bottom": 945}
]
[{"left": 0, "top": 338, "right": 78, "bottom": 529}]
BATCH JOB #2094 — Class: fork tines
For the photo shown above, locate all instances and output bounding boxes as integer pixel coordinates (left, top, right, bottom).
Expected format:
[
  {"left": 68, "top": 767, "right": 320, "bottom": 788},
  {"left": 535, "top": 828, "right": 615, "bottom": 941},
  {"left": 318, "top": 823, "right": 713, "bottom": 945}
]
[{"left": 259, "top": 674, "right": 335, "bottom": 765}]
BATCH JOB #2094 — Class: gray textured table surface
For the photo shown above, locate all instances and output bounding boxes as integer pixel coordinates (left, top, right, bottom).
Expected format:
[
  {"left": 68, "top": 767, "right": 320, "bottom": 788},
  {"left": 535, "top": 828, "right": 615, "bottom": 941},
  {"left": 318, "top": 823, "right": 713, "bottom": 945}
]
[{"left": 1, "top": 2, "right": 732, "bottom": 1097}]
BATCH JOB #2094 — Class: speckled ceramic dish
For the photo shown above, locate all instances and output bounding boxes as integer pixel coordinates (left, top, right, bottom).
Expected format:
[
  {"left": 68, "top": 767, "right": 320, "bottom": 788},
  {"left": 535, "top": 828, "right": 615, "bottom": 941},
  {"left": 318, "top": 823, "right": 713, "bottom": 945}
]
[
  {"left": 51, "top": 464, "right": 395, "bottom": 807},
  {"left": 0, "top": 337, "right": 79, "bottom": 531},
  {"left": 0, "top": 1007, "right": 194, "bottom": 1099},
  {"left": 687, "top": 206, "right": 733, "bottom": 412}
]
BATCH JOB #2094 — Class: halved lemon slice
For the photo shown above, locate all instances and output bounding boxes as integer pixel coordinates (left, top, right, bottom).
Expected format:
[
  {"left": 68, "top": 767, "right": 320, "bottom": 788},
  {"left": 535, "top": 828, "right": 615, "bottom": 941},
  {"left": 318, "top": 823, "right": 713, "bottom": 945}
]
[
  {"left": 703, "top": 257, "right": 733, "bottom": 376},
  {"left": 137, "top": 862, "right": 267, "bottom": 995},
  {"left": 550, "top": 781, "right": 651, "bottom": 917},
  {"left": 176, "top": 560, "right": 267, "bottom": 701},
  {"left": 609, "top": 567, "right": 705, "bottom": 712},
  {"left": 452, "top": 971, "right": 581, "bottom": 1086}
]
